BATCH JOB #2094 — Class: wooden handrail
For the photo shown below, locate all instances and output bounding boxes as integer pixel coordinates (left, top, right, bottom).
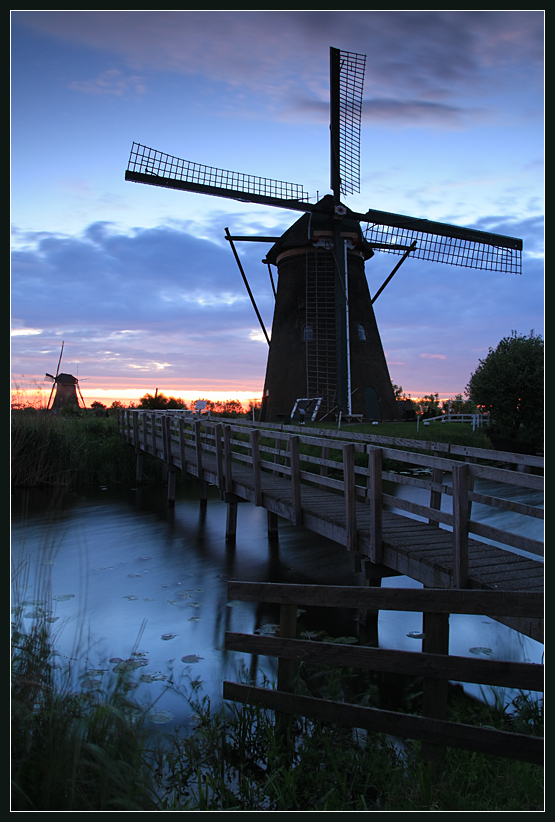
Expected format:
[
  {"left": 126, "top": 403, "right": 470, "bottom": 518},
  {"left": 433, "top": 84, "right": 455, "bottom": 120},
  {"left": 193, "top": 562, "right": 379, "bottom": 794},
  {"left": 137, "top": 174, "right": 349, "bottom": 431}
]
[
  {"left": 117, "top": 411, "right": 544, "bottom": 567},
  {"left": 224, "top": 581, "right": 543, "bottom": 766}
]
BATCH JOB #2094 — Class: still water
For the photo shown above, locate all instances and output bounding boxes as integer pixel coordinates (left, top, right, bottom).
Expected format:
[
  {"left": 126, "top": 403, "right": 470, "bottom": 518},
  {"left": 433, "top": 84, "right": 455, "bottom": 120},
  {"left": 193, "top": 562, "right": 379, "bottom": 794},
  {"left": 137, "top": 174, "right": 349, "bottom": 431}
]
[{"left": 11, "top": 475, "right": 543, "bottom": 728}]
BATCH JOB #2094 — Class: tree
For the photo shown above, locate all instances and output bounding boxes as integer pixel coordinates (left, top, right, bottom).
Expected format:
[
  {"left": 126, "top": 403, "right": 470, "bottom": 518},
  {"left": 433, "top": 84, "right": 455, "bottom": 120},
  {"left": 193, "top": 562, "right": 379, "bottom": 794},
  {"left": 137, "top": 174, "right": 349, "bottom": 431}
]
[
  {"left": 138, "top": 391, "right": 187, "bottom": 410},
  {"left": 466, "top": 331, "right": 543, "bottom": 449}
]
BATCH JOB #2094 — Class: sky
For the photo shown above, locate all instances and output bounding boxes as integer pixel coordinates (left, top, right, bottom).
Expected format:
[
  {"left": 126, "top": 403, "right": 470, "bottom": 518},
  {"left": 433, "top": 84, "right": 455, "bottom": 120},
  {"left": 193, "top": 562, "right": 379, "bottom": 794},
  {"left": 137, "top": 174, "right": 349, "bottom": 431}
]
[{"left": 11, "top": 10, "right": 544, "bottom": 407}]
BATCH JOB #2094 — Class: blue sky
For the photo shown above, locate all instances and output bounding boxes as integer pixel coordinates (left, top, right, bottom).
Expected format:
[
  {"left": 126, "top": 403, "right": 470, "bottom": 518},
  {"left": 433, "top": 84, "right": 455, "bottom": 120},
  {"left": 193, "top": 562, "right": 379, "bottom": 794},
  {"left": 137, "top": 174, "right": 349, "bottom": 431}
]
[{"left": 11, "top": 10, "right": 544, "bottom": 405}]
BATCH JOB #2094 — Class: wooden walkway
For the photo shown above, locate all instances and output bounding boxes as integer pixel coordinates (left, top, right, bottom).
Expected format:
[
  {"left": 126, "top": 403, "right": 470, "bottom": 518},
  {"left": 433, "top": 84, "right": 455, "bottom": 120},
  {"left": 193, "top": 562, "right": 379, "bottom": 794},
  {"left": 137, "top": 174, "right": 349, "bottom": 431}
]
[{"left": 118, "top": 411, "right": 543, "bottom": 641}]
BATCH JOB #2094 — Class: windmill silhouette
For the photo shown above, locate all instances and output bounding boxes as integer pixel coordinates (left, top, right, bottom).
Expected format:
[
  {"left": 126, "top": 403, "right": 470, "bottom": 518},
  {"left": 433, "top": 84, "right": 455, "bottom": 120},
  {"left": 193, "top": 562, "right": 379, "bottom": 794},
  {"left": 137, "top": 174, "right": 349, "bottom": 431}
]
[
  {"left": 125, "top": 47, "right": 522, "bottom": 423},
  {"left": 45, "top": 342, "right": 87, "bottom": 411}
]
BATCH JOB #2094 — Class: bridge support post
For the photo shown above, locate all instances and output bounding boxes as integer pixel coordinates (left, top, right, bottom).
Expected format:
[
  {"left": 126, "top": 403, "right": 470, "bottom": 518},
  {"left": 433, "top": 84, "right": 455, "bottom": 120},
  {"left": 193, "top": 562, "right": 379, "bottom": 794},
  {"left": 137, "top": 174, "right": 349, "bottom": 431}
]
[
  {"left": 226, "top": 500, "right": 238, "bottom": 543},
  {"left": 267, "top": 510, "right": 279, "bottom": 540},
  {"left": 135, "top": 452, "right": 143, "bottom": 485},
  {"left": 167, "top": 466, "right": 177, "bottom": 507}
]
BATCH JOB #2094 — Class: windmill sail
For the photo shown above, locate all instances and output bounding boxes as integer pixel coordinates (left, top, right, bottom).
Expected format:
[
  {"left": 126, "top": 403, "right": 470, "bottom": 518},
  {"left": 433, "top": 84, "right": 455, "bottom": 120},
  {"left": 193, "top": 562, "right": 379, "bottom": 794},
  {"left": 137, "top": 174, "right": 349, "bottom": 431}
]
[
  {"left": 330, "top": 47, "right": 366, "bottom": 199},
  {"left": 126, "top": 143, "right": 311, "bottom": 211},
  {"left": 360, "top": 209, "right": 522, "bottom": 274}
]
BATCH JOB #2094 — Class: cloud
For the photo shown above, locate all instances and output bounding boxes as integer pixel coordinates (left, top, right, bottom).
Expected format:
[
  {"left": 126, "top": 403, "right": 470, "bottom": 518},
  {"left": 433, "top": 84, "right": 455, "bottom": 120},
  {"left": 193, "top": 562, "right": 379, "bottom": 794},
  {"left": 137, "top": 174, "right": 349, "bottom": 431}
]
[
  {"left": 14, "top": 10, "right": 543, "bottom": 112},
  {"left": 362, "top": 98, "right": 472, "bottom": 129},
  {"left": 68, "top": 68, "right": 147, "bottom": 96},
  {"left": 420, "top": 353, "right": 447, "bottom": 360},
  {"left": 11, "top": 219, "right": 278, "bottom": 387}
]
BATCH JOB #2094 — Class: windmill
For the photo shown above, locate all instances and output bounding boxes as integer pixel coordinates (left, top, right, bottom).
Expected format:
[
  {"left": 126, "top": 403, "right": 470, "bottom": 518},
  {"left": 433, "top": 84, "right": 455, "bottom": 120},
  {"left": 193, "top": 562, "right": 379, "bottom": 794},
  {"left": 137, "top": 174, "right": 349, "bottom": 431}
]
[
  {"left": 45, "top": 342, "right": 87, "bottom": 411},
  {"left": 125, "top": 47, "right": 522, "bottom": 423}
]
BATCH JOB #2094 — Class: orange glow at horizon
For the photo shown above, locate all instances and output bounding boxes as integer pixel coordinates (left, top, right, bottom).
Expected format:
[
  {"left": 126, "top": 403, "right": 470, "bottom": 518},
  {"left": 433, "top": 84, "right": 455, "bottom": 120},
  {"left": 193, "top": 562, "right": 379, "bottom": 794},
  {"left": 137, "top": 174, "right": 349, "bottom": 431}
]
[{"left": 11, "top": 385, "right": 264, "bottom": 408}]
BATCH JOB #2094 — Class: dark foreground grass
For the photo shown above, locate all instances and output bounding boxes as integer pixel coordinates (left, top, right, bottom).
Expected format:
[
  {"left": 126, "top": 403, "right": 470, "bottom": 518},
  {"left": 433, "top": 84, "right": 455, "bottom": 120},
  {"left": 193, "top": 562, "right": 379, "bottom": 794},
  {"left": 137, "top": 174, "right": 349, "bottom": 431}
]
[{"left": 11, "top": 609, "right": 543, "bottom": 811}]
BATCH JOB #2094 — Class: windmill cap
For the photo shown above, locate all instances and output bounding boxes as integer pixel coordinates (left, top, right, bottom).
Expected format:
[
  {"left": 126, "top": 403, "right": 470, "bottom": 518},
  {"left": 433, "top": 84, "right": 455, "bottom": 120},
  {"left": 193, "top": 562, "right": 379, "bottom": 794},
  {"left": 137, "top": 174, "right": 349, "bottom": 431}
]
[{"left": 266, "top": 194, "right": 373, "bottom": 265}]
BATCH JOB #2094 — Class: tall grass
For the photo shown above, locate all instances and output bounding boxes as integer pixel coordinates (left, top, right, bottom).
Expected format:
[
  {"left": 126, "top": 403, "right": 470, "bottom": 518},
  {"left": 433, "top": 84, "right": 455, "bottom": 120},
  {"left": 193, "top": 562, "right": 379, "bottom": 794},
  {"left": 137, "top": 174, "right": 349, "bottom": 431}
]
[
  {"left": 11, "top": 411, "right": 163, "bottom": 488},
  {"left": 11, "top": 606, "right": 543, "bottom": 811}
]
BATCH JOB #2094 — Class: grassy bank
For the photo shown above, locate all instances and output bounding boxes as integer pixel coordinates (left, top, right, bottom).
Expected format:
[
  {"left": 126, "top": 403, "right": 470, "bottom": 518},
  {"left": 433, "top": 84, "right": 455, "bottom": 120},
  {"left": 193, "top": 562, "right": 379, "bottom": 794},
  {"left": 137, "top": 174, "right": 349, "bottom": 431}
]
[
  {"left": 11, "top": 410, "right": 166, "bottom": 488},
  {"left": 313, "top": 419, "right": 494, "bottom": 450},
  {"left": 11, "top": 606, "right": 543, "bottom": 811}
]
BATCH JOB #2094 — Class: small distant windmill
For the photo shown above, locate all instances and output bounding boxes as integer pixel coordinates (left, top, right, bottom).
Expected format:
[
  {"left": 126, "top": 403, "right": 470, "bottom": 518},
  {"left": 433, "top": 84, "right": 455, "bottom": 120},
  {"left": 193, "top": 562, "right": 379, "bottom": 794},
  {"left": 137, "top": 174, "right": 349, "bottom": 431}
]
[
  {"left": 125, "top": 47, "right": 523, "bottom": 423},
  {"left": 45, "top": 342, "right": 87, "bottom": 411}
]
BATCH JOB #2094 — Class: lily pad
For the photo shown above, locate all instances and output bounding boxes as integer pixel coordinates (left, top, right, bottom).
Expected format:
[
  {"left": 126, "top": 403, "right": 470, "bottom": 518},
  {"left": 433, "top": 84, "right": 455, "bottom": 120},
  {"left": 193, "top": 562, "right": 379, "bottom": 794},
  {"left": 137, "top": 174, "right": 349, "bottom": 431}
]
[
  {"left": 53, "top": 594, "right": 75, "bottom": 602},
  {"left": 188, "top": 616, "right": 201, "bottom": 622},
  {"left": 469, "top": 647, "right": 493, "bottom": 656},
  {"left": 181, "top": 654, "right": 203, "bottom": 664},
  {"left": 256, "top": 624, "right": 280, "bottom": 635},
  {"left": 139, "top": 673, "right": 168, "bottom": 683},
  {"left": 161, "top": 633, "right": 177, "bottom": 641},
  {"left": 148, "top": 710, "right": 174, "bottom": 724},
  {"left": 113, "top": 659, "right": 148, "bottom": 673},
  {"left": 123, "top": 595, "right": 139, "bottom": 601},
  {"left": 81, "top": 678, "right": 102, "bottom": 690}
]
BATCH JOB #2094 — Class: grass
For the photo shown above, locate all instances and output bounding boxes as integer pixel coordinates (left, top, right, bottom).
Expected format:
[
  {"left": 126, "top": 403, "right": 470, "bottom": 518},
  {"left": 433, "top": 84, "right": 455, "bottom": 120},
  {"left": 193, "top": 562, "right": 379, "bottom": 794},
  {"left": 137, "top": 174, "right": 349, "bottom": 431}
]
[
  {"left": 11, "top": 601, "right": 543, "bottom": 811},
  {"left": 310, "top": 418, "right": 494, "bottom": 450},
  {"left": 11, "top": 410, "right": 166, "bottom": 488}
]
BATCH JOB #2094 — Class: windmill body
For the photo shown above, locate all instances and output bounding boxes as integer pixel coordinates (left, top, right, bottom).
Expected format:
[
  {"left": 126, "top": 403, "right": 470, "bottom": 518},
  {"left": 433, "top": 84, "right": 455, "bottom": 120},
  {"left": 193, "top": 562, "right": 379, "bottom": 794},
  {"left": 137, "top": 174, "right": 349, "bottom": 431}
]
[
  {"left": 45, "top": 343, "right": 87, "bottom": 411},
  {"left": 260, "top": 196, "right": 398, "bottom": 422},
  {"left": 125, "top": 47, "right": 523, "bottom": 423},
  {"left": 49, "top": 373, "right": 84, "bottom": 411}
]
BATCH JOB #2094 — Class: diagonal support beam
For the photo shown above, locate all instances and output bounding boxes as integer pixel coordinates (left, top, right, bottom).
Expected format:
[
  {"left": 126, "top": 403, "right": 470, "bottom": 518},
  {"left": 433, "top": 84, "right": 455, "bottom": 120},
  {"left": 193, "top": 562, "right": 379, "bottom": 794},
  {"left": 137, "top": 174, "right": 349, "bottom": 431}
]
[
  {"left": 225, "top": 227, "right": 270, "bottom": 346},
  {"left": 371, "top": 241, "right": 417, "bottom": 304}
]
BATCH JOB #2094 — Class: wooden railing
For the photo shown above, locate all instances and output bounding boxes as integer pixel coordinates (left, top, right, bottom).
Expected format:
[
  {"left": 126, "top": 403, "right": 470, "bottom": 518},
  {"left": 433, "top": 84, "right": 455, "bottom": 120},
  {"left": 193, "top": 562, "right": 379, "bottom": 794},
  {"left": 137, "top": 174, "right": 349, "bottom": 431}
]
[
  {"left": 223, "top": 581, "right": 544, "bottom": 766},
  {"left": 117, "top": 411, "right": 544, "bottom": 584}
]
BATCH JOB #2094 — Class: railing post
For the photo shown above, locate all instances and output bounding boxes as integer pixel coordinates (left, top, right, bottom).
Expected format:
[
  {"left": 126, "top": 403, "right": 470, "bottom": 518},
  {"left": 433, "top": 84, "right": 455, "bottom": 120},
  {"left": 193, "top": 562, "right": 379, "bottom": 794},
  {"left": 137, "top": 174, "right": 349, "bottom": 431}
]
[
  {"left": 150, "top": 412, "right": 156, "bottom": 457},
  {"left": 366, "top": 446, "right": 382, "bottom": 564},
  {"left": 422, "top": 608, "right": 450, "bottom": 770},
  {"left": 162, "top": 414, "right": 168, "bottom": 463},
  {"left": 179, "top": 417, "right": 186, "bottom": 470},
  {"left": 289, "top": 436, "right": 302, "bottom": 525},
  {"left": 429, "top": 450, "right": 443, "bottom": 527},
  {"left": 452, "top": 463, "right": 469, "bottom": 588},
  {"left": 224, "top": 425, "right": 233, "bottom": 493},
  {"left": 215, "top": 423, "right": 224, "bottom": 494},
  {"left": 343, "top": 443, "right": 357, "bottom": 551},
  {"left": 250, "top": 428, "right": 262, "bottom": 506},
  {"left": 319, "top": 443, "right": 329, "bottom": 490},
  {"left": 273, "top": 437, "right": 283, "bottom": 476},
  {"left": 194, "top": 419, "right": 207, "bottom": 506},
  {"left": 277, "top": 603, "right": 298, "bottom": 692}
]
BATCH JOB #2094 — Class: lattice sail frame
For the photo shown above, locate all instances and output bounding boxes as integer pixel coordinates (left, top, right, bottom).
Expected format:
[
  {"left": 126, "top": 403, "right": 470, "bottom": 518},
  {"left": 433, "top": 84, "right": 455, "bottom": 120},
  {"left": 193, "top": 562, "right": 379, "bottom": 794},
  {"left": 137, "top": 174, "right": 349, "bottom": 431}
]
[
  {"left": 363, "top": 221, "right": 522, "bottom": 274},
  {"left": 127, "top": 142, "right": 310, "bottom": 204},
  {"left": 337, "top": 50, "right": 366, "bottom": 196}
]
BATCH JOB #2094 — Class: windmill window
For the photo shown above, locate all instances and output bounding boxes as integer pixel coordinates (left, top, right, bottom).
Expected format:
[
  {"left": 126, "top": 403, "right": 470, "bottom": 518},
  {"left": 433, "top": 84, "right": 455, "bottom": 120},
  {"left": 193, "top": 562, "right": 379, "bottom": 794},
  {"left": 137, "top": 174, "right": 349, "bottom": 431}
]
[
  {"left": 303, "top": 324, "right": 313, "bottom": 342},
  {"left": 358, "top": 324, "right": 367, "bottom": 341}
]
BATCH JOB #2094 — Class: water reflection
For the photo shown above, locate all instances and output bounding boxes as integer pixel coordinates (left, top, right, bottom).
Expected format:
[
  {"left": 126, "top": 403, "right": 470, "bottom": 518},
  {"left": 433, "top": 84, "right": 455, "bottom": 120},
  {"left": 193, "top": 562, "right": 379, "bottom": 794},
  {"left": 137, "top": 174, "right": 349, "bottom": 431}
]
[{"left": 11, "top": 478, "right": 543, "bottom": 724}]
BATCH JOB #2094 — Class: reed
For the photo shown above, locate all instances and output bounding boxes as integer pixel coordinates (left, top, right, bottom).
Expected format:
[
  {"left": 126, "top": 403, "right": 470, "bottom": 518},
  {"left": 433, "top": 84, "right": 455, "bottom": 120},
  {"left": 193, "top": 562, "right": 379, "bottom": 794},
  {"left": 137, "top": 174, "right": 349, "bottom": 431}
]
[{"left": 11, "top": 411, "right": 163, "bottom": 488}]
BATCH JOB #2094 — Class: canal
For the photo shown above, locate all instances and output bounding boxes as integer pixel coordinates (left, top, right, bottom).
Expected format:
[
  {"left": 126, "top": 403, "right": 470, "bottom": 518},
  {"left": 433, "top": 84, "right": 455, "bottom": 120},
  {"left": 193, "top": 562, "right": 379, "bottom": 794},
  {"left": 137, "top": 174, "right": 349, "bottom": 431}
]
[{"left": 11, "top": 473, "right": 543, "bottom": 729}]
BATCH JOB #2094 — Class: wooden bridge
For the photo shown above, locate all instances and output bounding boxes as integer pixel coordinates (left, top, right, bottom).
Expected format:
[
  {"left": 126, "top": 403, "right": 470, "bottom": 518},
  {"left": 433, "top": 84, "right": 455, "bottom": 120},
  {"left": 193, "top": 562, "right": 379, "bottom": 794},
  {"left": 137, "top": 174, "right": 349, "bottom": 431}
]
[{"left": 117, "top": 410, "right": 543, "bottom": 642}]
